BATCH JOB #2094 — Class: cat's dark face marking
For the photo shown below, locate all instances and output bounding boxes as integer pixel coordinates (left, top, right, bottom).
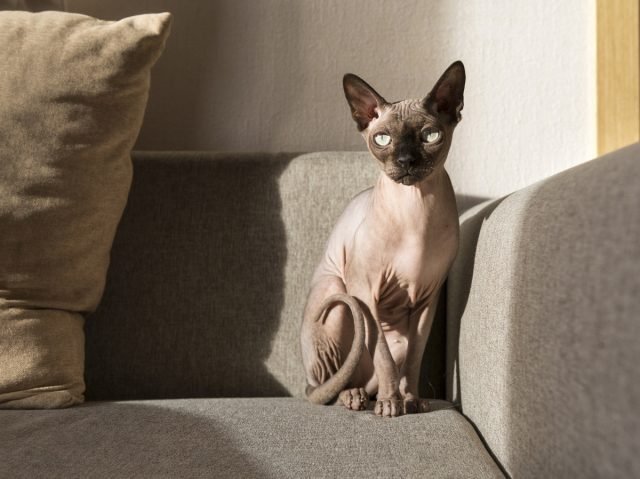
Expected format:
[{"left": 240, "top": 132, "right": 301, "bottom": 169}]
[
  {"left": 343, "top": 61, "right": 465, "bottom": 185},
  {"left": 366, "top": 99, "right": 450, "bottom": 185}
]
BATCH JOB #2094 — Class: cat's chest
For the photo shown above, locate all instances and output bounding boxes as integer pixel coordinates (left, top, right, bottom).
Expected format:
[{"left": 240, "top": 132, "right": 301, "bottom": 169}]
[{"left": 344, "top": 216, "right": 457, "bottom": 311}]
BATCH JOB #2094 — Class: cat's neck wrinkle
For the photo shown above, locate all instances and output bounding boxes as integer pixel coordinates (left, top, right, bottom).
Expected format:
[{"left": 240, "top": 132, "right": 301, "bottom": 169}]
[{"left": 372, "top": 168, "right": 448, "bottom": 229}]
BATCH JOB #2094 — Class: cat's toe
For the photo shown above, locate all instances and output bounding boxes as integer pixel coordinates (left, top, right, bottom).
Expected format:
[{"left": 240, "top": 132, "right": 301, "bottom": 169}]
[
  {"left": 339, "top": 388, "right": 369, "bottom": 411},
  {"left": 374, "top": 397, "right": 403, "bottom": 417}
]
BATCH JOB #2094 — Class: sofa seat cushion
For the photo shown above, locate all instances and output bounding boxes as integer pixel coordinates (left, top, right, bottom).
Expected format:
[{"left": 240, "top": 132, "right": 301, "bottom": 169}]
[{"left": 2, "top": 397, "right": 504, "bottom": 478}]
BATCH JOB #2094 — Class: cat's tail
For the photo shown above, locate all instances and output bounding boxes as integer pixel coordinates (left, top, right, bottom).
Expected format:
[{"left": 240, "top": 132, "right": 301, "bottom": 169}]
[{"left": 305, "top": 293, "right": 366, "bottom": 405}]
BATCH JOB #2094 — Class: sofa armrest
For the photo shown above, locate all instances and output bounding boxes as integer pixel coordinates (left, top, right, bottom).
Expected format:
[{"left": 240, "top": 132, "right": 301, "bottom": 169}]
[{"left": 446, "top": 143, "right": 640, "bottom": 477}]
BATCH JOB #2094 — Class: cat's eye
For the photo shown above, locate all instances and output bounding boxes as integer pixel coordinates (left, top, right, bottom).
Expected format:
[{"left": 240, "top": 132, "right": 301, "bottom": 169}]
[
  {"left": 422, "top": 128, "right": 441, "bottom": 143},
  {"left": 373, "top": 133, "right": 391, "bottom": 147}
]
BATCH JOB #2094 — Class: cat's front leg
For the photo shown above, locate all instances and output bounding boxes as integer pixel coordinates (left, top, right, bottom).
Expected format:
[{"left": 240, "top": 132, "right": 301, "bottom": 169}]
[
  {"left": 358, "top": 301, "right": 404, "bottom": 417},
  {"left": 398, "top": 290, "right": 441, "bottom": 414}
]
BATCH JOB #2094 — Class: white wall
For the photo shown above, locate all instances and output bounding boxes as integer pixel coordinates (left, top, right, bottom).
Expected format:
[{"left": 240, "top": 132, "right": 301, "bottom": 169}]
[{"left": 65, "top": 0, "right": 596, "bottom": 205}]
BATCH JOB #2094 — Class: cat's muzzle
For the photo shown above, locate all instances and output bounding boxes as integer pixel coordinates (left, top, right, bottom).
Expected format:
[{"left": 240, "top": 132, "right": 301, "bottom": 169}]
[{"left": 390, "top": 164, "right": 434, "bottom": 185}]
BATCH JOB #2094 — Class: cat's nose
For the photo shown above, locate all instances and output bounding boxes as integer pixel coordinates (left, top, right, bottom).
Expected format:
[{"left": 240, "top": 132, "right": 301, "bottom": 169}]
[{"left": 397, "top": 155, "right": 415, "bottom": 167}]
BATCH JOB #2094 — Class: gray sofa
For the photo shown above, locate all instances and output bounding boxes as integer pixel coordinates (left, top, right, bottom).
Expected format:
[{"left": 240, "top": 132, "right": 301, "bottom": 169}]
[{"left": 3, "top": 145, "right": 639, "bottom": 478}]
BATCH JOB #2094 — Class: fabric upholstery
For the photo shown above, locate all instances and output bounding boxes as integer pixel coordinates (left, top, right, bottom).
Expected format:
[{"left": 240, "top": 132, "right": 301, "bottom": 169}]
[
  {"left": 0, "top": 398, "right": 504, "bottom": 478},
  {"left": 446, "top": 143, "right": 640, "bottom": 477},
  {"left": 85, "top": 152, "right": 447, "bottom": 401},
  {"left": 0, "top": 11, "right": 171, "bottom": 408}
]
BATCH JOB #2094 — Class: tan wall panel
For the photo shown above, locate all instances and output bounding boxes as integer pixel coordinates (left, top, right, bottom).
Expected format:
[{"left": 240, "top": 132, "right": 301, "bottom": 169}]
[{"left": 597, "top": 0, "right": 640, "bottom": 155}]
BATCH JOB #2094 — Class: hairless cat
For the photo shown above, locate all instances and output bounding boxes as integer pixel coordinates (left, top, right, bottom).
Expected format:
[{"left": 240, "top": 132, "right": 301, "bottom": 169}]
[{"left": 300, "top": 62, "right": 465, "bottom": 417}]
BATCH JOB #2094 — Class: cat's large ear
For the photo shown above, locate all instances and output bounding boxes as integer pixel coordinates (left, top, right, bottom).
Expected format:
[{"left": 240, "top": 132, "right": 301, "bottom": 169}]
[
  {"left": 424, "top": 61, "right": 465, "bottom": 123},
  {"left": 343, "top": 74, "right": 389, "bottom": 131}
]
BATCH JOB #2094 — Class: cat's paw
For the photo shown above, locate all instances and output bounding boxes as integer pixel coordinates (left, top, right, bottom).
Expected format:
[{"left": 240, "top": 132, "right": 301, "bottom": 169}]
[
  {"left": 374, "top": 396, "right": 404, "bottom": 417},
  {"left": 402, "top": 396, "right": 431, "bottom": 414},
  {"left": 339, "top": 388, "right": 369, "bottom": 411}
]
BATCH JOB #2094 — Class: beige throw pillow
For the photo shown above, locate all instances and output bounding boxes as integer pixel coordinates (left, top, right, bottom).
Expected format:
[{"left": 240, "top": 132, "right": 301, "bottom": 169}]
[{"left": 0, "top": 11, "right": 172, "bottom": 408}]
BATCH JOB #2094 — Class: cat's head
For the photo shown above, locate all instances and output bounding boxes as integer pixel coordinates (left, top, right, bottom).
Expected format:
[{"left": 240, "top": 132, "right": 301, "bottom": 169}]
[{"left": 343, "top": 61, "right": 465, "bottom": 185}]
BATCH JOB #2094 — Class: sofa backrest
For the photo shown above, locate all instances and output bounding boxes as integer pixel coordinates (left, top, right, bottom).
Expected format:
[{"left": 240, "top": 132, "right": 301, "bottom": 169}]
[
  {"left": 446, "top": 143, "right": 640, "bottom": 477},
  {"left": 85, "top": 151, "right": 447, "bottom": 401}
]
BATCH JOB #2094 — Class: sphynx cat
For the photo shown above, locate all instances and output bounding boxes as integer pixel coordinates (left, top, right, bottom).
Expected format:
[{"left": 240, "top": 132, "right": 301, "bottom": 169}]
[{"left": 301, "top": 61, "right": 465, "bottom": 417}]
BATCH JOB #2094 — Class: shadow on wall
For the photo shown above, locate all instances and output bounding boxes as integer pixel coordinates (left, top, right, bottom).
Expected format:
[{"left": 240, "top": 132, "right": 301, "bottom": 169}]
[
  {"left": 64, "top": 0, "right": 307, "bottom": 151},
  {"left": 85, "top": 153, "right": 295, "bottom": 400},
  {"left": 61, "top": 0, "right": 215, "bottom": 150},
  {"left": 456, "top": 194, "right": 494, "bottom": 215},
  {"left": 0, "top": 0, "right": 65, "bottom": 10}
]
